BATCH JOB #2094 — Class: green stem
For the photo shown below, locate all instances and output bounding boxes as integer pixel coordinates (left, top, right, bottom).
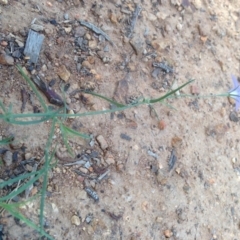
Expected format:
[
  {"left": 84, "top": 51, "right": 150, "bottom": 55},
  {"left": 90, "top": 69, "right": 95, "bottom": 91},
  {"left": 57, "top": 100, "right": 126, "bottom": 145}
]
[{"left": 39, "top": 118, "right": 57, "bottom": 234}]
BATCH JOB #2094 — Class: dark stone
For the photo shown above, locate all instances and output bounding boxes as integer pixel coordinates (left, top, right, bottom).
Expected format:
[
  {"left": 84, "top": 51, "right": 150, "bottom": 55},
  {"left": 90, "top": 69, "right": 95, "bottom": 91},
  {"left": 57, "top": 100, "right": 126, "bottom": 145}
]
[
  {"left": 229, "top": 111, "right": 239, "bottom": 122},
  {"left": 120, "top": 133, "right": 131, "bottom": 141},
  {"left": 49, "top": 19, "right": 58, "bottom": 26}
]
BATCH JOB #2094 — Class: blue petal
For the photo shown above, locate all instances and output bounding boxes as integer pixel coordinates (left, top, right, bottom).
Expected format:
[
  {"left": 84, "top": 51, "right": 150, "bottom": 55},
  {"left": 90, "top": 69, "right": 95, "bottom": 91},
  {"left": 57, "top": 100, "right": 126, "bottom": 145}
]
[{"left": 231, "top": 74, "right": 239, "bottom": 89}]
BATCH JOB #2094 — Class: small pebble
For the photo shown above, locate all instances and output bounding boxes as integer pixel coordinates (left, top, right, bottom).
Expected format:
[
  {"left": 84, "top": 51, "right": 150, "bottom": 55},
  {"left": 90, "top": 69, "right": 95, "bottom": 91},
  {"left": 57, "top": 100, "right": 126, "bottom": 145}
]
[
  {"left": 148, "top": 13, "right": 157, "bottom": 21},
  {"left": 57, "top": 65, "right": 71, "bottom": 81},
  {"left": 82, "top": 60, "right": 92, "bottom": 69},
  {"left": 120, "top": 133, "right": 131, "bottom": 141},
  {"left": 71, "top": 215, "right": 81, "bottom": 226},
  {"left": 109, "top": 13, "right": 118, "bottom": 24},
  {"left": 190, "top": 85, "right": 200, "bottom": 95},
  {"left": 158, "top": 120, "right": 166, "bottom": 130},
  {"left": 75, "top": 26, "right": 86, "bottom": 37},
  {"left": 85, "top": 214, "right": 93, "bottom": 224},
  {"left": 31, "top": 24, "right": 44, "bottom": 32},
  {"left": 88, "top": 40, "right": 97, "bottom": 49},
  {"left": 0, "top": 41, "right": 8, "bottom": 46},
  {"left": 64, "top": 26, "right": 72, "bottom": 34},
  {"left": 49, "top": 19, "right": 57, "bottom": 26},
  {"left": 0, "top": 53, "right": 14, "bottom": 65},
  {"left": 176, "top": 22, "right": 183, "bottom": 31},
  {"left": 105, "top": 153, "right": 115, "bottom": 165},
  {"left": 164, "top": 229, "right": 173, "bottom": 238},
  {"left": 64, "top": 13, "right": 69, "bottom": 20},
  {"left": 96, "top": 135, "right": 108, "bottom": 150},
  {"left": 3, "top": 151, "right": 13, "bottom": 166},
  {"left": 25, "top": 152, "right": 32, "bottom": 160},
  {"left": 79, "top": 167, "right": 88, "bottom": 174},
  {"left": 129, "top": 38, "right": 143, "bottom": 55},
  {"left": 232, "top": 157, "right": 237, "bottom": 164},
  {"left": 54, "top": 167, "right": 61, "bottom": 173},
  {"left": 67, "top": 109, "right": 75, "bottom": 119},
  {"left": 229, "top": 111, "right": 239, "bottom": 122},
  {"left": 41, "top": 64, "right": 47, "bottom": 71},
  {"left": 85, "top": 33, "right": 91, "bottom": 40}
]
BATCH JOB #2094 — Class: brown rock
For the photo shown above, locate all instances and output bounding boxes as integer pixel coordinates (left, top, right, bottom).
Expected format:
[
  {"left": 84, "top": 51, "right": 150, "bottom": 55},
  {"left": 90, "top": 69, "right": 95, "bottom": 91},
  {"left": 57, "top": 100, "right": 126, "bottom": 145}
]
[
  {"left": 158, "top": 120, "right": 166, "bottom": 130},
  {"left": 80, "top": 93, "right": 94, "bottom": 106},
  {"left": 56, "top": 37, "right": 65, "bottom": 45},
  {"left": 128, "top": 63, "right": 136, "bottom": 72},
  {"left": 64, "top": 26, "right": 72, "bottom": 34},
  {"left": 126, "top": 119, "right": 138, "bottom": 129},
  {"left": 190, "top": 85, "right": 200, "bottom": 95},
  {"left": 109, "top": 13, "right": 118, "bottom": 24},
  {"left": 88, "top": 40, "right": 97, "bottom": 49},
  {"left": 0, "top": 53, "right": 14, "bottom": 65},
  {"left": 82, "top": 60, "right": 92, "bottom": 69},
  {"left": 57, "top": 65, "right": 70, "bottom": 81},
  {"left": 85, "top": 33, "right": 91, "bottom": 40},
  {"left": 228, "top": 96, "right": 235, "bottom": 106},
  {"left": 105, "top": 152, "right": 115, "bottom": 165},
  {"left": 30, "top": 186, "right": 38, "bottom": 196},
  {"left": 164, "top": 229, "right": 173, "bottom": 238},
  {"left": 87, "top": 56, "right": 95, "bottom": 64},
  {"left": 0, "top": 41, "right": 8, "bottom": 46},
  {"left": 96, "top": 135, "right": 108, "bottom": 150},
  {"left": 171, "top": 136, "right": 182, "bottom": 148},
  {"left": 151, "top": 40, "right": 161, "bottom": 50}
]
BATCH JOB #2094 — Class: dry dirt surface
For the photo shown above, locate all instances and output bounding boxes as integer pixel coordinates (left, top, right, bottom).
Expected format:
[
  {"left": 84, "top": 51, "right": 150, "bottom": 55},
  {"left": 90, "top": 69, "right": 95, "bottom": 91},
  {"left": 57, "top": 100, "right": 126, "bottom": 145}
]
[{"left": 1, "top": 0, "right": 240, "bottom": 239}]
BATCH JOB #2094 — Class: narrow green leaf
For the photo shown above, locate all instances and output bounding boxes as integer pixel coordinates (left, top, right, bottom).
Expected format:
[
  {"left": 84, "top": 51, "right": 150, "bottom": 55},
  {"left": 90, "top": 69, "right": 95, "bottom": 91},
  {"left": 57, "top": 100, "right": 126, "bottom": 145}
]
[
  {"left": 83, "top": 91, "right": 125, "bottom": 107},
  {"left": 4, "top": 116, "right": 53, "bottom": 125},
  {"left": 59, "top": 123, "right": 74, "bottom": 156},
  {"left": 0, "top": 170, "right": 44, "bottom": 202},
  {"left": 0, "top": 202, "right": 53, "bottom": 239},
  {"left": 39, "top": 118, "right": 57, "bottom": 234},
  {"left": 149, "top": 80, "right": 194, "bottom": 104},
  {"left": 0, "top": 135, "right": 14, "bottom": 145},
  {"left": 0, "top": 171, "right": 39, "bottom": 189},
  {"left": 61, "top": 124, "right": 90, "bottom": 139}
]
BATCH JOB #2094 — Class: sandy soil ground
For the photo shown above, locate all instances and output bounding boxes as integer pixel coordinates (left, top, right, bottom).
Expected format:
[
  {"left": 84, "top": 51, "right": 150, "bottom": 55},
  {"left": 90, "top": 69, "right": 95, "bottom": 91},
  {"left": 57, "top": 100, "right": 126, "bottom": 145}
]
[{"left": 1, "top": 0, "right": 240, "bottom": 239}]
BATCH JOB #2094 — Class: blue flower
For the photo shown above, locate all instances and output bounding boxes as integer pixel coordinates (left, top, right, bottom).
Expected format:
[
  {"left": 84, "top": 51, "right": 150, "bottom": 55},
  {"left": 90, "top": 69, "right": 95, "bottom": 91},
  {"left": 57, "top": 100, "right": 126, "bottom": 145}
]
[{"left": 229, "top": 74, "right": 240, "bottom": 110}]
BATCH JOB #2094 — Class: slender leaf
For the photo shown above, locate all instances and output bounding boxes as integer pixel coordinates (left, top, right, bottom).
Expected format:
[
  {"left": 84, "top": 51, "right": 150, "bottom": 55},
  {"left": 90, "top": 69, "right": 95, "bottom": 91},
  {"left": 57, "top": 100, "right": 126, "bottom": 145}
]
[
  {"left": 59, "top": 123, "right": 74, "bottom": 156},
  {"left": 0, "top": 170, "right": 44, "bottom": 202},
  {"left": 0, "top": 171, "right": 40, "bottom": 189},
  {"left": 0, "top": 202, "right": 53, "bottom": 239},
  {"left": 0, "top": 135, "right": 14, "bottom": 145},
  {"left": 149, "top": 79, "right": 194, "bottom": 104},
  {"left": 39, "top": 118, "right": 57, "bottom": 234},
  {"left": 61, "top": 124, "right": 90, "bottom": 139},
  {"left": 82, "top": 91, "right": 125, "bottom": 107}
]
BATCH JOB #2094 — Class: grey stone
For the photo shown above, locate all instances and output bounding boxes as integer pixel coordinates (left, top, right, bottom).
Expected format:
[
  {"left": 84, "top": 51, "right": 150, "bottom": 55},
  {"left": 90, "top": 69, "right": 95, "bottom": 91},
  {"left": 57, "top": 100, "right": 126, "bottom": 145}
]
[{"left": 3, "top": 151, "right": 13, "bottom": 166}]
